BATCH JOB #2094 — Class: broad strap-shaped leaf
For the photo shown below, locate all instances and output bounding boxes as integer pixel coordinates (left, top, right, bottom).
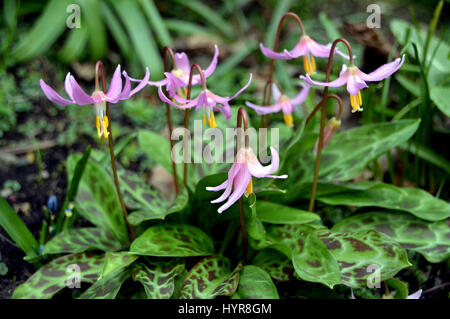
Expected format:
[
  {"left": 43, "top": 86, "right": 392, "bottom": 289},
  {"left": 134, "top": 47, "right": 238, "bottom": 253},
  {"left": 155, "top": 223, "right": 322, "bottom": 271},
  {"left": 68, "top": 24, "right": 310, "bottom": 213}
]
[
  {"left": 180, "top": 256, "right": 242, "bottom": 299},
  {"left": 234, "top": 265, "right": 279, "bottom": 299},
  {"left": 0, "top": 197, "right": 39, "bottom": 259},
  {"left": 43, "top": 228, "right": 121, "bottom": 254},
  {"left": 130, "top": 224, "right": 215, "bottom": 257},
  {"left": 67, "top": 155, "right": 128, "bottom": 244},
  {"left": 315, "top": 229, "right": 411, "bottom": 288},
  {"left": 333, "top": 211, "right": 450, "bottom": 263},
  {"left": 13, "top": 253, "right": 104, "bottom": 299},
  {"left": 316, "top": 182, "right": 450, "bottom": 221},
  {"left": 251, "top": 249, "right": 295, "bottom": 282},
  {"left": 292, "top": 233, "right": 342, "bottom": 288},
  {"left": 99, "top": 251, "right": 138, "bottom": 280},
  {"left": 132, "top": 259, "right": 185, "bottom": 299},
  {"left": 128, "top": 187, "right": 189, "bottom": 226},
  {"left": 78, "top": 268, "right": 131, "bottom": 299},
  {"left": 278, "top": 119, "right": 420, "bottom": 202},
  {"left": 256, "top": 200, "right": 320, "bottom": 224}
]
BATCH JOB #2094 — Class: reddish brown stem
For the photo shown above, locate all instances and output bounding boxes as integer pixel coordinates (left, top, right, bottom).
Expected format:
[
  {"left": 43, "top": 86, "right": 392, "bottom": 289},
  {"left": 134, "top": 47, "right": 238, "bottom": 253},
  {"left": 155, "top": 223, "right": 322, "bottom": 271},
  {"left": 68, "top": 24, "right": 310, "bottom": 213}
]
[
  {"left": 162, "top": 46, "right": 180, "bottom": 195},
  {"left": 261, "top": 12, "right": 305, "bottom": 128},
  {"left": 95, "top": 61, "right": 135, "bottom": 241}
]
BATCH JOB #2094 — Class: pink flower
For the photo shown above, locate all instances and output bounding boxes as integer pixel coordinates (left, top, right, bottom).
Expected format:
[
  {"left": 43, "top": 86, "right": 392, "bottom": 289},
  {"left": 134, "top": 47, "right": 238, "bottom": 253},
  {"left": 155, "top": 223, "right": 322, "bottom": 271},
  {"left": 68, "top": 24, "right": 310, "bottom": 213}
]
[
  {"left": 300, "top": 55, "right": 405, "bottom": 112},
  {"left": 313, "top": 117, "right": 341, "bottom": 155},
  {"left": 142, "top": 45, "right": 219, "bottom": 98},
  {"left": 40, "top": 65, "right": 150, "bottom": 138},
  {"left": 260, "top": 36, "right": 350, "bottom": 75},
  {"left": 206, "top": 146, "right": 287, "bottom": 213},
  {"left": 245, "top": 83, "right": 309, "bottom": 127},
  {"left": 158, "top": 74, "right": 253, "bottom": 127}
]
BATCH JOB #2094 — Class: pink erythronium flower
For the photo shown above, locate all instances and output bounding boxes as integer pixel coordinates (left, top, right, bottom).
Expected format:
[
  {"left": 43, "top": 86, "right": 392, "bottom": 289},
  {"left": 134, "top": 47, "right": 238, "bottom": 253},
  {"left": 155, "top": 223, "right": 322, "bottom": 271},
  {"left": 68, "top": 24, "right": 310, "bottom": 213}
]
[
  {"left": 206, "top": 146, "right": 287, "bottom": 213},
  {"left": 313, "top": 116, "right": 341, "bottom": 155},
  {"left": 158, "top": 74, "right": 253, "bottom": 128},
  {"left": 300, "top": 55, "right": 405, "bottom": 113},
  {"left": 260, "top": 36, "right": 351, "bottom": 75},
  {"left": 245, "top": 83, "right": 310, "bottom": 127},
  {"left": 136, "top": 45, "right": 219, "bottom": 98},
  {"left": 40, "top": 65, "right": 150, "bottom": 138}
]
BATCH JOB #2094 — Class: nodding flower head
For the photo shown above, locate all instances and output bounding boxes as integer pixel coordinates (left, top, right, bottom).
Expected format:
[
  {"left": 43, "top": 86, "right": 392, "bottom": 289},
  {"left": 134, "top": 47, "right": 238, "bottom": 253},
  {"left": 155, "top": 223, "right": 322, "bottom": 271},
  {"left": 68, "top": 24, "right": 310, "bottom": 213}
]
[
  {"left": 206, "top": 146, "right": 287, "bottom": 214},
  {"left": 301, "top": 55, "right": 405, "bottom": 113},
  {"left": 260, "top": 35, "right": 351, "bottom": 75},
  {"left": 140, "top": 45, "right": 219, "bottom": 99},
  {"left": 158, "top": 74, "right": 253, "bottom": 128},
  {"left": 245, "top": 83, "right": 310, "bottom": 127},
  {"left": 40, "top": 65, "right": 150, "bottom": 139}
]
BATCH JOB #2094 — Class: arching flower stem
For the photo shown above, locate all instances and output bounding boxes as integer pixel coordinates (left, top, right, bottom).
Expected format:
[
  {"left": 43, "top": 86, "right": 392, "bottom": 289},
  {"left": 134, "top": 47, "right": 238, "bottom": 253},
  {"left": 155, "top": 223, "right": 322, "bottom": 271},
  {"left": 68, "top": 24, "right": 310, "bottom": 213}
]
[{"left": 95, "top": 61, "right": 135, "bottom": 241}]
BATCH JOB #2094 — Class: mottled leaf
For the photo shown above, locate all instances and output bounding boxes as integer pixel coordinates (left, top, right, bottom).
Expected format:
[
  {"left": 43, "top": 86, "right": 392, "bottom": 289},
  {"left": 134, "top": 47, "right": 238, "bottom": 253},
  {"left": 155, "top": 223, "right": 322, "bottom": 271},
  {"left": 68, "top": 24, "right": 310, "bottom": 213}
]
[
  {"left": 99, "top": 251, "right": 138, "bottom": 280},
  {"left": 79, "top": 268, "right": 131, "bottom": 299},
  {"left": 43, "top": 228, "right": 121, "bottom": 254},
  {"left": 333, "top": 211, "right": 450, "bottom": 263},
  {"left": 13, "top": 253, "right": 104, "bottom": 299},
  {"left": 130, "top": 224, "right": 215, "bottom": 257},
  {"left": 180, "top": 256, "right": 242, "bottom": 299},
  {"left": 132, "top": 259, "right": 185, "bottom": 299},
  {"left": 235, "top": 265, "right": 279, "bottom": 299},
  {"left": 67, "top": 155, "right": 128, "bottom": 244},
  {"left": 256, "top": 201, "right": 320, "bottom": 224},
  {"left": 279, "top": 119, "right": 420, "bottom": 202},
  {"left": 252, "top": 249, "right": 295, "bottom": 282},
  {"left": 316, "top": 182, "right": 450, "bottom": 221}
]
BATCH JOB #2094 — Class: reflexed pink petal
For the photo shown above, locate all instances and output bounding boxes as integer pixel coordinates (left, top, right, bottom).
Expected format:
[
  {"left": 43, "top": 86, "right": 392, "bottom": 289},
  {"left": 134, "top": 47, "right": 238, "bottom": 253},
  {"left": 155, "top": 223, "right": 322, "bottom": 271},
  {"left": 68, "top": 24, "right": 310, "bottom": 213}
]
[
  {"left": 68, "top": 76, "right": 95, "bottom": 105},
  {"left": 308, "top": 40, "right": 351, "bottom": 59},
  {"left": 260, "top": 43, "right": 292, "bottom": 60},
  {"left": 106, "top": 65, "right": 122, "bottom": 100},
  {"left": 407, "top": 290, "right": 422, "bottom": 299},
  {"left": 290, "top": 83, "right": 310, "bottom": 105},
  {"left": 157, "top": 86, "right": 198, "bottom": 109},
  {"left": 217, "top": 166, "right": 252, "bottom": 214},
  {"left": 300, "top": 72, "right": 350, "bottom": 88},
  {"left": 147, "top": 78, "right": 168, "bottom": 87},
  {"left": 174, "top": 52, "right": 190, "bottom": 74},
  {"left": 283, "top": 38, "right": 309, "bottom": 58},
  {"left": 248, "top": 146, "right": 281, "bottom": 177},
  {"left": 359, "top": 55, "right": 405, "bottom": 82},
  {"left": 129, "top": 67, "right": 150, "bottom": 97},
  {"left": 206, "top": 179, "right": 228, "bottom": 191},
  {"left": 229, "top": 74, "right": 252, "bottom": 100},
  {"left": 210, "top": 163, "right": 241, "bottom": 204},
  {"left": 40, "top": 79, "right": 73, "bottom": 106},
  {"left": 271, "top": 83, "right": 281, "bottom": 102},
  {"left": 64, "top": 73, "right": 74, "bottom": 101},
  {"left": 194, "top": 44, "right": 219, "bottom": 82},
  {"left": 214, "top": 102, "right": 232, "bottom": 120},
  {"left": 245, "top": 101, "right": 281, "bottom": 115},
  {"left": 346, "top": 75, "right": 368, "bottom": 96}
]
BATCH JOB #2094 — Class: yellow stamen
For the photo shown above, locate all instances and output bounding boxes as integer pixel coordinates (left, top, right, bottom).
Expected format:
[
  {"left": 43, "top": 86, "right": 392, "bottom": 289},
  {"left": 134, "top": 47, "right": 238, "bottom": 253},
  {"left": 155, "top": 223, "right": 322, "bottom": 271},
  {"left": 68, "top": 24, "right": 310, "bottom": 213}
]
[
  {"left": 303, "top": 56, "right": 310, "bottom": 75},
  {"left": 310, "top": 55, "right": 316, "bottom": 74},
  {"left": 208, "top": 112, "right": 217, "bottom": 128},
  {"left": 357, "top": 91, "right": 362, "bottom": 106},
  {"left": 96, "top": 116, "right": 101, "bottom": 139},
  {"left": 102, "top": 119, "right": 108, "bottom": 138},
  {"left": 246, "top": 178, "right": 253, "bottom": 196},
  {"left": 104, "top": 115, "right": 109, "bottom": 128},
  {"left": 203, "top": 114, "right": 206, "bottom": 126},
  {"left": 283, "top": 113, "right": 293, "bottom": 127},
  {"left": 349, "top": 92, "right": 363, "bottom": 113},
  {"left": 303, "top": 55, "right": 315, "bottom": 75}
]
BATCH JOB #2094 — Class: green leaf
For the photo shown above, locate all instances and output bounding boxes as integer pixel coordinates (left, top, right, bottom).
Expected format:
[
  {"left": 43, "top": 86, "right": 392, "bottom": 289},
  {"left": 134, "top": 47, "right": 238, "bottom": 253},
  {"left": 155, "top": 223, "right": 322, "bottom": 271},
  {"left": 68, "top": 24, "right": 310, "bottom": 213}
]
[
  {"left": 279, "top": 119, "right": 420, "bottom": 202},
  {"left": 66, "top": 155, "right": 128, "bottom": 244},
  {"left": 77, "top": 0, "right": 107, "bottom": 59},
  {"left": 57, "top": 26, "right": 89, "bottom": 63},
  {"left": 43, "top": 228, "right": 121, "bottom": 254},
  {"left": 11, "top": 0, "right": 71, "bottom": 62},
  {"left": 180, "top": 256, "right": 242, "bottom": 299},
  {"left": 79, "top": 267, "right": 131, "bottom": 299},
  {"left": 0, "top": 197, "right": 39, "bottom": 259},
  {"left": 111, "top": 0, "right": 162, "bottom": 76},
  {"left": 235, "top": 265, "right": 279, "bottom": 299},
  {"left": 430, "top": 86, "right": 450, "bottom": 117},
  {"left": 13, "top": 253, "right": 104, "bottom": 299},
  {"left": 256, "top": 201, "right": 320, "bottom": 224},
  {"left": 292, "top": 233, "right": 342, "bottom": 289},
  {"left": 316, "top": 182, "right": 450, "bottom": 221},
  {"left": 132, "top": 259, "right": 184, "bottom": 299},
  {"left": 130, "top": 224, "right": 215, "bottom": 257},
  {"left": 174, "top": 0, "right": 234, "bottom": 39},
  {"left": 333, "top": 211, "right": 450, "bottom": 263},
  {"left": 100, "top": 2, "right": 131, "bottom": 58},
  {"left": 315, "top": 229, "right": 411, "bottom": 288},
  {"left": 251, "top": 249, "right": 295, "bottom": 282},
  {"left": 264, "top": 0, "right": 293, "bottom": 49},
  {"left": 99, "top": 251, "right": 138, "bottom": 280},
  {"left": 139, "top": 0, "right": 173, "bottom": 47},
  {"left": 319, "top": 12, "right": 342, "bottom": 41},
  {"left": 386, "top": 278, "right": 409, "bottom": 299}
]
